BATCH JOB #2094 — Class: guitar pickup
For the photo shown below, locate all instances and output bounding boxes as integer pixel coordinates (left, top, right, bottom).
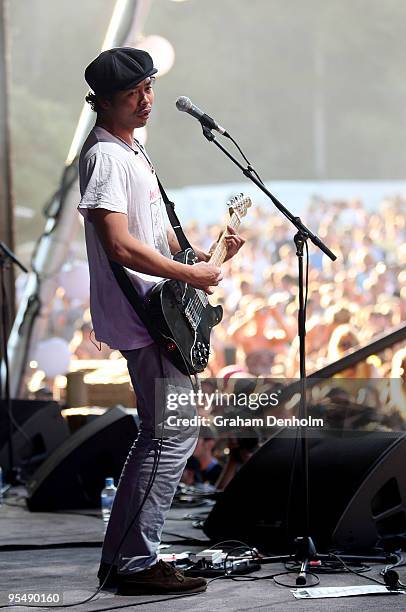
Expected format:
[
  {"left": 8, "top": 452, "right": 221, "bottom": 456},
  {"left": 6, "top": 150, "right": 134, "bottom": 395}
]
[{"left": 185, "top": 301, "right": 200, "bottom": 330}]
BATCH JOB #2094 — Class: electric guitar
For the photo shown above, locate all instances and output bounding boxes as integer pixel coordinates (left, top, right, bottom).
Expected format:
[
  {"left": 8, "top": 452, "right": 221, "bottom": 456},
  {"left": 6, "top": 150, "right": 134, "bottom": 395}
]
[{"left": 145, "top": 194, "right": 252, "bottom": 375}]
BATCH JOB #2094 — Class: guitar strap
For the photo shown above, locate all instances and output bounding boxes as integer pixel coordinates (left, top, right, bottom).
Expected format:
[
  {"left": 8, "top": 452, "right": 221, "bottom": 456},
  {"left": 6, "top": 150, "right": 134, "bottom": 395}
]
[
  {"left": 155, "top": 175, "right": 193, "bottom": 252},
  {"left": 131, "top": 138, "right": 192, "bottom": 251}
]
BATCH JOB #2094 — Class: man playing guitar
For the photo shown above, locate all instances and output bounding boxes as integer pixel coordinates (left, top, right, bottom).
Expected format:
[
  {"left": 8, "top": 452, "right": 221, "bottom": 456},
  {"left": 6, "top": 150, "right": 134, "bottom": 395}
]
[{"left": 79, "top": 47, "right": 244, "bottom": 596}]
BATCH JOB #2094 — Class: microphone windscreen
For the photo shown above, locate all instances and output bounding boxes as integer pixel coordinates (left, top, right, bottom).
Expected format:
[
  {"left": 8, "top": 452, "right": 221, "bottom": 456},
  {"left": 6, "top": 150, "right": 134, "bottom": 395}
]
[{"left": 176, "top": 96, "right": 191, "bottom": 111}]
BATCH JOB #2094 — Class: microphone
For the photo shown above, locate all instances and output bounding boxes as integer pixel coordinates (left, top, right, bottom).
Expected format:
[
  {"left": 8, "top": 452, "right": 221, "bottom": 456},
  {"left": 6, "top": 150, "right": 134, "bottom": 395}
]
[{"left": 176, "top": 96, "right": 230, "bottom": 137}]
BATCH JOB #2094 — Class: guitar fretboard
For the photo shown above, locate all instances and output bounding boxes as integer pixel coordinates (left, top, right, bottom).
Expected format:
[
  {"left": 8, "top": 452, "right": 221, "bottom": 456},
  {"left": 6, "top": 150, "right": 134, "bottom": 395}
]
[{"left": 208, "top": 213, "right": 241, "bottom": 267}]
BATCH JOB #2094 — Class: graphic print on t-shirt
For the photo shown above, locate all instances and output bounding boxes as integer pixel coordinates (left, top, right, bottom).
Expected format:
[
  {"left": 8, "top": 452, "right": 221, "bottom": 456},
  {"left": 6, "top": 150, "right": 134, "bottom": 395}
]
[{"left": 150, "top": 196, "right": 171, "bottom": 258}]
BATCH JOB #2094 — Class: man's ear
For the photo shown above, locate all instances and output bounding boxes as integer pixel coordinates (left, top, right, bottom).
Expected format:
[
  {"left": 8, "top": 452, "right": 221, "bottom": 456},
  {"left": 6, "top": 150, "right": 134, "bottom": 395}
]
[{"left": 98, "top": 95, "right": 112, "bottom": 111}]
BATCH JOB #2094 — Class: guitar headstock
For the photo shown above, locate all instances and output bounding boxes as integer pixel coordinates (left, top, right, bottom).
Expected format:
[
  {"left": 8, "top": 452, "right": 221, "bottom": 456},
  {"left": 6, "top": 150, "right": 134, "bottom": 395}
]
[{"left": 227, "top": 193, "right": 252, "bottom": 218}]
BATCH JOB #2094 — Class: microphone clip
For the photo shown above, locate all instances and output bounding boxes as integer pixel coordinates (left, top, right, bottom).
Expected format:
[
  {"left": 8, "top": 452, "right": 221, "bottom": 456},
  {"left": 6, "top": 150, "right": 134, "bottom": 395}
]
[{"left": 202, "top": 125, "right": 215, "bottom": 141}]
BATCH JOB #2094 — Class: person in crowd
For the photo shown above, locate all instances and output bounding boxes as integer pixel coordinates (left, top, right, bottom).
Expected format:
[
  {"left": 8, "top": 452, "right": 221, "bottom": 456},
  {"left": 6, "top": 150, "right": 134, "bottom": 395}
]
[{"left": 183, "top": 431, "right": 223, "bottom": 486}]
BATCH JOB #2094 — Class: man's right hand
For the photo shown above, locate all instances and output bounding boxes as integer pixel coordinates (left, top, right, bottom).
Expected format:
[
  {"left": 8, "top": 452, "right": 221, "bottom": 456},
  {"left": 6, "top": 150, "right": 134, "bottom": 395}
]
[{"left": 186, "top": 262, "right": 223, "bottom": 294}]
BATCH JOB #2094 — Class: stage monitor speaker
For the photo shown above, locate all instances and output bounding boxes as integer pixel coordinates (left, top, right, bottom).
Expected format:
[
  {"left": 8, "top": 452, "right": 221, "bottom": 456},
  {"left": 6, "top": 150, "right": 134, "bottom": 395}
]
[
  {"left": 26, "top": 406, "right": 138, "bottom": 511},
  {"left": 0, "top": 400, "right": 70, "bottom": 475},
  {"left": 203, "top": 429, "right": 406, "bottom": 552}
]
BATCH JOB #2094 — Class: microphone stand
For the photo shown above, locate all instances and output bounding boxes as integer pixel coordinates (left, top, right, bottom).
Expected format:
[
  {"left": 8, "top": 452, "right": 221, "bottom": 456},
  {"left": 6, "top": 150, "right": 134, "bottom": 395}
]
[
  {"left": 201, "top": 125, "right": 399, "bottom": 577},
  {"left": 201, "top": 125, "right": 337, "bottom": 584},
  {"left": 0, "top": 241, "right": 28, "bottom": 485}
]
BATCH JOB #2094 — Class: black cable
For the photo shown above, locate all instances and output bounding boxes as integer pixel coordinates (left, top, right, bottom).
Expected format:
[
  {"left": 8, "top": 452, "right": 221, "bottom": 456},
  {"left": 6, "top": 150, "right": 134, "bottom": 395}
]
[
  {"left": 0, "top": 352, "right": 169, "bottom": 609},
  {"left": 98, "top": 422, "right": 164, "bottom": 578},
  {"left": 207, "top": 539, "right": 259, "bottom": 552},
  {"left": 207, "top": 567, "right": 320, "bottom": 588},
  {"left": 0, "top": 433, "right": 163, "bottom": 610},
  {"left": 206, "top": 573, "right": 266, "bottom": 585},
  {"left": 285, "top": 558, "right": 372, "bottom": 574},
  {"left": 227, "top": 134, "right": 266, "bottom": 187},
  {"left": 202, "top": 541, "right": 320, "bottom": 589},
  {"left": 330, "top": 553, "right": 392, "bottom": 587},
  {"left": 272, "top": 570, "right": 320, "bottom": 588},
  {"left": 81, "top": 590, "right": 202, "bottom": 612},
  {"left": 304, "top": 239, "right": 309, "bottom": 315},
  {"left": 380, "top": 552, "right": 404, "bottom": 580},
  {"left": 1, "top": 347, "right": 211, "bottom": 609},
  {"left": 222, "top": 545, "right": 257, "bottom": 575}
]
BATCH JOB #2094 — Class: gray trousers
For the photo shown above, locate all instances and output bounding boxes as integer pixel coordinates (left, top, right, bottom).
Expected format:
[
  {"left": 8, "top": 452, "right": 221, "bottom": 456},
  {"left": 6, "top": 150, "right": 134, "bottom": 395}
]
[{"left": 100, "top": 342, "right": 198, "bottom": 574}]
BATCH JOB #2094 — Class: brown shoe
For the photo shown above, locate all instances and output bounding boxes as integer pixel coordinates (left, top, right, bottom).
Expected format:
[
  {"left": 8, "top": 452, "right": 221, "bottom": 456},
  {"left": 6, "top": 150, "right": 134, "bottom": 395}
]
[{"left": 116, "top": 560, "right": 207, "bottom": 596}]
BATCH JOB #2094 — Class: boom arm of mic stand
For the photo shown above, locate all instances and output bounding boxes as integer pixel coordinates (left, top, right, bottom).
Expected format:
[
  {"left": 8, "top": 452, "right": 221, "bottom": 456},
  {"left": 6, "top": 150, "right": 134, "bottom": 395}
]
[{"left": 201, "top": 127, "right": 336, "bottom": 262}]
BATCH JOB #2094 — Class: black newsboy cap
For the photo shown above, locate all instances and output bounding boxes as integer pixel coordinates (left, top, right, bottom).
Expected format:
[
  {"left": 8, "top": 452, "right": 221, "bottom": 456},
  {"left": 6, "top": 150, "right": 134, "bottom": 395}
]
[{"left": 85, "top": 47, "right": 157, "bottom": 94}]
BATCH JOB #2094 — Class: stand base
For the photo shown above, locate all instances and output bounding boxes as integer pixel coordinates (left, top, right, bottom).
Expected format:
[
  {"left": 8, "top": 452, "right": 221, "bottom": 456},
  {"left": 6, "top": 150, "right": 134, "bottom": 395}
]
[
  {"left": 260, "top": 535, "right": 398, "bottom": 586},
  {"left": 294, "top": 536, "right": 317, "bottom": 585}
]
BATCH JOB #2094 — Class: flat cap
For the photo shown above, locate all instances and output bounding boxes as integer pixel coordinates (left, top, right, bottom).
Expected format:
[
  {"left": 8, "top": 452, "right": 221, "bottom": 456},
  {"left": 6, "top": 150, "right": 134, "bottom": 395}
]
[{"left": 85, "top": 47, "right": 157, "bottom": 94}]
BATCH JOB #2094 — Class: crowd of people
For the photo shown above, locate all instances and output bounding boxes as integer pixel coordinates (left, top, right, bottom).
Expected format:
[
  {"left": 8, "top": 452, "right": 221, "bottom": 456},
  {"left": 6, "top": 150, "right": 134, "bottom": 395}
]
[{"left": 181, "top": 194, "right": 405, "bottom": 380}]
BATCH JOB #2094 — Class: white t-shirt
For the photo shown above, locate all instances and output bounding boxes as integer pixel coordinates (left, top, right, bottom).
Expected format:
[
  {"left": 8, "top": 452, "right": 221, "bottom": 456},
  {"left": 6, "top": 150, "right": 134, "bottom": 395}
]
[{"left": 78, "top": 126, "right": 172, "bottom": 350}]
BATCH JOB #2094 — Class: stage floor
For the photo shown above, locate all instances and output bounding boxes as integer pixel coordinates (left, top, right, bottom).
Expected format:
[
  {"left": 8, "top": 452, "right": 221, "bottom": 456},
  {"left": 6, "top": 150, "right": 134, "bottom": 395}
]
[{"left": 1, "top": 487, "right": 405, "bottom": 611}]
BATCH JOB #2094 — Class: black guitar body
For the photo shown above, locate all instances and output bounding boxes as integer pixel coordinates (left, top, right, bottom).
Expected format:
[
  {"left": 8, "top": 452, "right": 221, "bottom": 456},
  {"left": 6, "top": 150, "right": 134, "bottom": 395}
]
[{"left": 145, "top": 249, "right": 223, "bottom": 375}]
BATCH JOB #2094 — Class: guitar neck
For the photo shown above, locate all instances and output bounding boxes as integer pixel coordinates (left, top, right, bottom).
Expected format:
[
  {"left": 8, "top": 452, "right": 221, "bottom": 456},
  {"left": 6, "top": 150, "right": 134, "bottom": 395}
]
[{"left": 208, "top": 213, "right": 241, "bottom": 267}]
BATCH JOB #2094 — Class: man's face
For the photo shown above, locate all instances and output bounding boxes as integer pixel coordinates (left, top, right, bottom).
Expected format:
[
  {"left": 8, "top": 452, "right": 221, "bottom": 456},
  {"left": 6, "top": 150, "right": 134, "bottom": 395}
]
[{"left": 107, "top": 77, "right": 155, "bottom": 129}]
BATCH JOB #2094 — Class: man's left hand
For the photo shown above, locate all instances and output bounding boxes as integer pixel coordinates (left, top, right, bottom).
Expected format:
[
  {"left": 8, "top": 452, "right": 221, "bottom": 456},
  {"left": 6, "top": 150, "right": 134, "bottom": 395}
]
[
  {"left": 222, "top": 225, "right": 245, "bottom": 262},
  {"left": 200, "top": 225, "right": 245, "bottom": 263}
]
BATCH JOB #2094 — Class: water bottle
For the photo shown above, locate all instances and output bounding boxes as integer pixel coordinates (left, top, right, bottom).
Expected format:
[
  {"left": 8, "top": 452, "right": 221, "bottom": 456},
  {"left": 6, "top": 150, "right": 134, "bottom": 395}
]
[{"left": 101, "top": 477, "right": 116, "bottom": 525}]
